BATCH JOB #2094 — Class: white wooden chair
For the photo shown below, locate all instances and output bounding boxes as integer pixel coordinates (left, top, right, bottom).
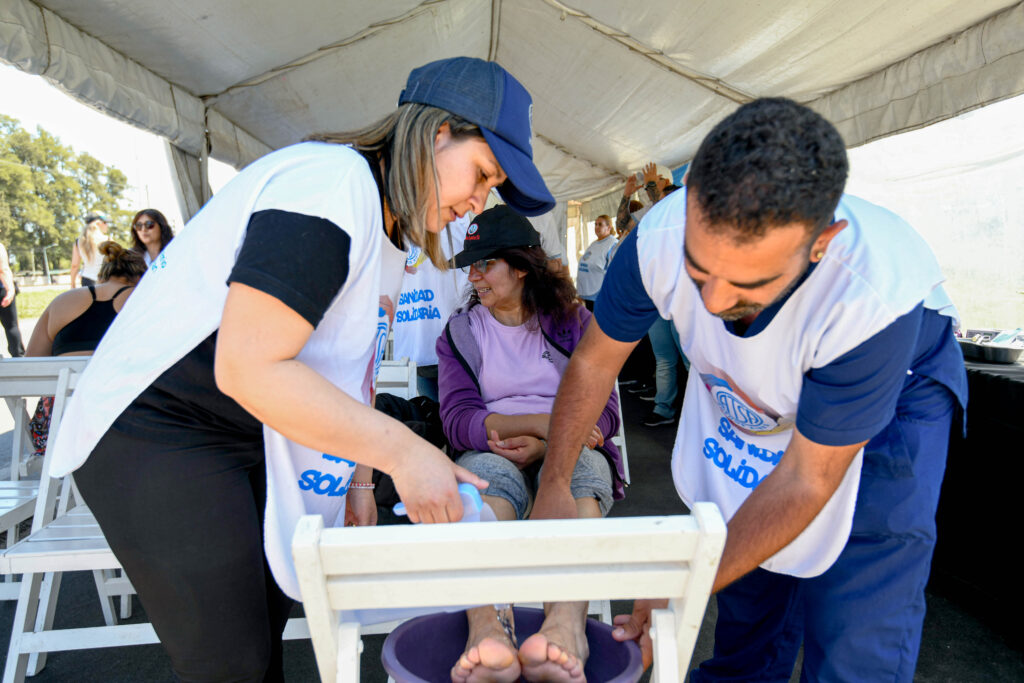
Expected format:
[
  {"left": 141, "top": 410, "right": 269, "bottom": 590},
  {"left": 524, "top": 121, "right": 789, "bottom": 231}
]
[
  {"left": 612, "top": 379, "right": 631, "bottom": 485},
  {"left": 377, "top": 357, "right": 418, "bottom": 400},
  {"left": 0, "top": 358, "right": 91, "bottom": 603},
  {"left": 0, "top": 358, "right": 92, "bottom": 482},
  {"left": 0, "top": 359, "right": 319, "bottom": 683},
  {"left": 293, "top": 505, "right": 726, "bottom": 683}
]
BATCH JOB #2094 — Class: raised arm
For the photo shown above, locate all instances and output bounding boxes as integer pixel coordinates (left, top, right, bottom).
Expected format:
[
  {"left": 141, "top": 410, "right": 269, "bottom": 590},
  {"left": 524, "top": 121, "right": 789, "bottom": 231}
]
[{"left": 615, "top": 175, "right": 639, "bottom": 234}]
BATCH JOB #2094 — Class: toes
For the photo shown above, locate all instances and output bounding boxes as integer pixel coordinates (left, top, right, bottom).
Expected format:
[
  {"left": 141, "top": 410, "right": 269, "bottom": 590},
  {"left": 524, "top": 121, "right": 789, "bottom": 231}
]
[
  {"left": 452, "top": 638, "right": 521, "bottom": 683},
  {"left": 477, "top": 637, "right": 518, "bottom": 670}
]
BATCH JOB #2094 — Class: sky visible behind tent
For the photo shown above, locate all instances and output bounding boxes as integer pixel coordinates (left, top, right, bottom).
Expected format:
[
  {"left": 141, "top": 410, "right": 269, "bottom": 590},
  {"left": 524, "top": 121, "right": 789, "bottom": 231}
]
[{"left": 3, "top": 63, "right": 1021, "bottom": 328}]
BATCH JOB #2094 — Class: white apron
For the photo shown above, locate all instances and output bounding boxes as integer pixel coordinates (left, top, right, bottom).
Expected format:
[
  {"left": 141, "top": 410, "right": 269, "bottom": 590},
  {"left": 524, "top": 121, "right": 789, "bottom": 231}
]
[
  {"left": 51, "top": 141, "right": 402, "bottom": 598},
  {"left": 636, "top": 190, "right": 956, "bottom": 576}
]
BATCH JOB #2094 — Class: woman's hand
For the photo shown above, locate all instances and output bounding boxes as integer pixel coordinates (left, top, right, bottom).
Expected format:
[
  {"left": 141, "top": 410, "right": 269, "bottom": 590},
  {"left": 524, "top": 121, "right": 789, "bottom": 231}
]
[
  {"left": 585, "top": 425, "right": 605, "bottom": 450},
  {"left": 389, "top": 443, "right": 488, "bottom": 524},
  {"left": 487, "top": 429, "right": 547, "bottom": 469},
  {"left": 344, "top": 488, "right": 378, "bottom": 527}
]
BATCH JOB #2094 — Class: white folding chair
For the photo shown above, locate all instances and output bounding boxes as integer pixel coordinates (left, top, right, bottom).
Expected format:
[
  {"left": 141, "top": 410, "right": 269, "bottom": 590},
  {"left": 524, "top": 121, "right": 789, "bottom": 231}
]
[
  {"left": 377, "top": 357, "right": 418, "bottom": 399},
  {"left": 0, "top": 358, "right": 91, "bottom": 603},
  {"left": 0, "top": 358, "right": 313, "bottom": 683},
  {"left": 612, "top": 379, "right": 631, "bottom": 485},
  {"left": 293, "top": 505, "right": 726, "bottom": 683}
]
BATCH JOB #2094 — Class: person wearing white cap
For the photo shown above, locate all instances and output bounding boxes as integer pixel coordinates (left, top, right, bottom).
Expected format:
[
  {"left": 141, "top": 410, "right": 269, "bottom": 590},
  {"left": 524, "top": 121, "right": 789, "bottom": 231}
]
[{"left": 48, "top": 57, "right": 553, "bottom": 681}]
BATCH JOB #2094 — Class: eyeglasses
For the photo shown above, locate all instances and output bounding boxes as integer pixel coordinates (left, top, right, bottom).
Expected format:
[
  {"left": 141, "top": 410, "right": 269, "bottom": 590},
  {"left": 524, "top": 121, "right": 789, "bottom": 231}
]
[
  {"left": 134, "top": 220, "right": 157, "bottom": 230},
  {"left": 461, "top": 258, "right": 500, "bottom": 274}
]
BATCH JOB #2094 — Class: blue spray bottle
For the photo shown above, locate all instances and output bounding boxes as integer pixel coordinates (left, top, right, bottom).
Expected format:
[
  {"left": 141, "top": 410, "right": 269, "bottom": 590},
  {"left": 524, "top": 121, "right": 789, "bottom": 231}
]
[{"left": 393, "top": 483, "right": 496, "bottom": 522}]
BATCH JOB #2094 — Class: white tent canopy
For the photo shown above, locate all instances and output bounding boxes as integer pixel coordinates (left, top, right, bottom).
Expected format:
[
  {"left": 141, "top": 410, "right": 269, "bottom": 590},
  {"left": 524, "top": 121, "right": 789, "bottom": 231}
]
[{"left": 3, "top": 0, "right": 1023, "bottom": 209}]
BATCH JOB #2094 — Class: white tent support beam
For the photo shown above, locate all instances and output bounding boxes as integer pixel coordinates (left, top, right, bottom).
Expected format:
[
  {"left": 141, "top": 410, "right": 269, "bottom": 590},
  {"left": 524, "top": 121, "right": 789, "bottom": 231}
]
[
  {"left": 199, "top": 108, "right": 211, "bottom": 206},
  {"left": 810, "top": 0, "right": 1024, "bottom": 149},
  {"left": 538, "top": 0, "right": 753, "bottom": 105},
  {"left": 489, "top": 0, "right": 502, "bottom": 61}
]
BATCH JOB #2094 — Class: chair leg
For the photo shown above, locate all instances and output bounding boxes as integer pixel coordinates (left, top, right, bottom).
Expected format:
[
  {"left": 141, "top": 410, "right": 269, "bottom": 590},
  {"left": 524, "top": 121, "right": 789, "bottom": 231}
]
[
  {"left": 118, "top": 570, "right": 133, "bottom": 619},
  {"left": 26, "top": 571, "right": 64, "bottom": 675},
  {"left": 597, "top": 599, "right": 612, "bottom": 624},
  {"left": 337, "top": 623, "right": 362, "bottom": 683},
  {"left": 3, "top": 572, "right": 44, "bottom": 683},
  {"left": 92, "top": 570, "right": 119, "bottom": 626},
  {"left": 650, "top": 608, "right": 681, "bottom": 683}
]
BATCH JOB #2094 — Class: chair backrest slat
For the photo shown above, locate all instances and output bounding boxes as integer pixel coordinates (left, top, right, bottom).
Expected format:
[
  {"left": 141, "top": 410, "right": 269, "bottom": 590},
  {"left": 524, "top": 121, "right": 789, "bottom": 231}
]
[
  {"left": 317, "top": 516, "right": 699, "bottom": 576},
  {"left": 325, "top": 564, "right": 691, "bottom": 610}
]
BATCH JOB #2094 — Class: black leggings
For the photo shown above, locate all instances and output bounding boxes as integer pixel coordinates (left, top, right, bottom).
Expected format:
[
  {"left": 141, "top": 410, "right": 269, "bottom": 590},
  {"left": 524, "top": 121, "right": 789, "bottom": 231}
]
[
  {"left": 0, "top": 290, "right": 24, "bottom": 357},
  {"left": 75, "top": 413, "right": 293, "bottom": 682}
]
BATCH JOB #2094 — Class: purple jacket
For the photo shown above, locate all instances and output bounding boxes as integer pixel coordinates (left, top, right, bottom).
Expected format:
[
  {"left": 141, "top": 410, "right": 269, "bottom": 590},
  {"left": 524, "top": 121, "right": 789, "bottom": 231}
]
[{"left": 436, "top": 304, "right": 625, "bottom": 500}]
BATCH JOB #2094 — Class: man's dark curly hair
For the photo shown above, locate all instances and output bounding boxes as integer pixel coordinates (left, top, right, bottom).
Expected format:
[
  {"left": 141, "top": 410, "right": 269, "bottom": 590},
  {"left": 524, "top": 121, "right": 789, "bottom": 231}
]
[
  {"left": 467, "top": 245, "right": 581, "bottom": 327},
  {"left": 687, "top": 98, "right": 848, "bottom": 242}
]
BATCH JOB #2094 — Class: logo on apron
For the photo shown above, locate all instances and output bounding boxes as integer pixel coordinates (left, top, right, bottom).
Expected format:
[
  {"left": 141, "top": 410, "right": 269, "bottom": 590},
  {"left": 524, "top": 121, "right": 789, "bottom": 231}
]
[{"left": 700, "top": 372, "right": 793, "bottom": 436}]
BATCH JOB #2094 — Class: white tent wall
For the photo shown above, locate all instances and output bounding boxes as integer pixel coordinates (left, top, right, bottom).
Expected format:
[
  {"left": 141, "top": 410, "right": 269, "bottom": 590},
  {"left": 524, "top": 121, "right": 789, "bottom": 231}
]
[
  {"left": 164, "top": 142, "right": 207, "bottom": 223},
  {"left": 811, "top": 1, "right": 1024, "bottom": 149}
]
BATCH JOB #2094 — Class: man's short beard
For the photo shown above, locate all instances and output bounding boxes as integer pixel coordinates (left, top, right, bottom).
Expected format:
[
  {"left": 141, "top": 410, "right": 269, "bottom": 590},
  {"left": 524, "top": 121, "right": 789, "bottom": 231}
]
[{"left": 711, "top": 257, "right": 810, "bottom": 322}]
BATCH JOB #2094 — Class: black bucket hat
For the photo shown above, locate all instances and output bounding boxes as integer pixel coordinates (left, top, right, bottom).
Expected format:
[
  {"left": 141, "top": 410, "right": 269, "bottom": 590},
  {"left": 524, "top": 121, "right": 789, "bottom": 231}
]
[{"left": 453, "top": 205, "right": 542, "bottom": 268}]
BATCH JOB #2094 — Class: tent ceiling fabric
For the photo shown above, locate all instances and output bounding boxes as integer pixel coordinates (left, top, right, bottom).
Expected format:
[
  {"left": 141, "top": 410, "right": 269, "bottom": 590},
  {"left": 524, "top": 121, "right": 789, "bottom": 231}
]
[{"left": 4, "top": 0, "right": 1023, "bottom": 202}]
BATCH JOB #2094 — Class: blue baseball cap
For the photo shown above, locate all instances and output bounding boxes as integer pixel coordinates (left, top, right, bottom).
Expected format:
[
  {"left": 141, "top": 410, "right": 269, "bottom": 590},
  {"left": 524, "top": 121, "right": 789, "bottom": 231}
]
[{"left": 399, "top": 57, "right": 555, "bottom": 217}]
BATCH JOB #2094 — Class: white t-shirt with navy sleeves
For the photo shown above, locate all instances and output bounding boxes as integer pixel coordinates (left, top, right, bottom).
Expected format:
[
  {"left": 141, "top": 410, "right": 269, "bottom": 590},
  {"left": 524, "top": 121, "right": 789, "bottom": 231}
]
[
  {"left": 595, "top": 188, "right": 961, "bottom": 577},
  {"left": 50, "top": 141, "right": 399, "bottom": 599}
]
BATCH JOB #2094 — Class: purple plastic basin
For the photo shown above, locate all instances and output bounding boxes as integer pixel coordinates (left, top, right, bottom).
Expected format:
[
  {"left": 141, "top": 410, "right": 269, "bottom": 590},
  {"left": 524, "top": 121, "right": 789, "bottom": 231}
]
[{"left": 381, "top": 606, "right": 643, "bottom": 682}]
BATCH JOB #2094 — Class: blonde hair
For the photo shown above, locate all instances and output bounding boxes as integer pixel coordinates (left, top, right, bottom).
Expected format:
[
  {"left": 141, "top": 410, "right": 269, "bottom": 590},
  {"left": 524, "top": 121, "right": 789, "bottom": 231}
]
[
  {"left": 307, "top": 104, "right": 484, "bottom": 270},
  {"left": 79, "top": 220, "right": 105, "bottom": 262},
  {"left": 97, "top": 241, "right": 146, "bottom": 282}
]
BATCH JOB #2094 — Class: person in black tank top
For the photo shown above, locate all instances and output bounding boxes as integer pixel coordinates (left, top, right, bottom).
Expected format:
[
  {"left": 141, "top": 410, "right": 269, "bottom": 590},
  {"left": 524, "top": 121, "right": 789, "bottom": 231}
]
[
  {"left": 26, "top": 242, "right": 146, "bottom": 358},
  {"left": 49, "top": 284, "right": 134, "bottom": 356}
]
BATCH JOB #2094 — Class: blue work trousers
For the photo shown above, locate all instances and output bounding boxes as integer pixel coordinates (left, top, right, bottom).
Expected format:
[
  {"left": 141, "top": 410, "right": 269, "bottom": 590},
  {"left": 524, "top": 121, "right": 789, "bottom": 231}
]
[{"left": 692, "top": 399, "right": 954, "bottom": 682}]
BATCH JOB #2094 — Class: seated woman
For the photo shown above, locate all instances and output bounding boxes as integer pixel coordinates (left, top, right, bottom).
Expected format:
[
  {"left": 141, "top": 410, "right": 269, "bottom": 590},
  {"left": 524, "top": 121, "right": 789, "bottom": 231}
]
[
  {"left": 28, "top": 241, "right": 146, "bottom": 357},
  {"left": 437, "top": 205, "right": 625, "bottom": 683},
  {"left": 26, "top": 242, "right": 146, "bottom": 454}
]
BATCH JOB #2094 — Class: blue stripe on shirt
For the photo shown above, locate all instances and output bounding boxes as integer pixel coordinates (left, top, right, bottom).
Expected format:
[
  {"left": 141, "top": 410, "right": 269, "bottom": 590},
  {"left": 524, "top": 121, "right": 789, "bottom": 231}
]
[{"left": 797, "top": 305, "right": 965, "bottom": 446}]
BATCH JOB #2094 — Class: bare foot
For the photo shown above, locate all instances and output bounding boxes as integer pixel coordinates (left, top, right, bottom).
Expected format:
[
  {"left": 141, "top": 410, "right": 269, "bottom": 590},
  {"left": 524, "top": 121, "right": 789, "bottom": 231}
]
[
  {"left": 518, "top": 603, "right": 588, "bottom": 682},
  {"left": 452, "top": 606, "right": 521, "bottom": 683}
]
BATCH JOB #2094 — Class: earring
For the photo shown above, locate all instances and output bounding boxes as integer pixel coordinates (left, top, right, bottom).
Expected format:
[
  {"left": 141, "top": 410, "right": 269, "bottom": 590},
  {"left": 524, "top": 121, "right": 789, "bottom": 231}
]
[{"left": 815, "top": 251, "right": 825, "bottom": 260}]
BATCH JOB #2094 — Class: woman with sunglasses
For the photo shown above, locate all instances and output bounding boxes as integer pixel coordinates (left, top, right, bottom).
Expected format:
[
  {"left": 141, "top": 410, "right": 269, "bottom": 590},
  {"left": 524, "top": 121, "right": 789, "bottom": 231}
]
[
  {"left": 129, "top": 208, "right": 174, "bottom": 266},
  {"left": 437, "top": 205, "right": 625, "bottom": 682},
  {"left": 46, "top": 57, "right": 554, "bottom": 682}
]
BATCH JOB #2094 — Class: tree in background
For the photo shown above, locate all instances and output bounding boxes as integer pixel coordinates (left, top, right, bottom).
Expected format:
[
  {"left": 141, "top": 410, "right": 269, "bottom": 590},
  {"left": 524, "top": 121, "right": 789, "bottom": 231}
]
[{"left": 0, "top": 114, "right": 132, "bottom": 274}]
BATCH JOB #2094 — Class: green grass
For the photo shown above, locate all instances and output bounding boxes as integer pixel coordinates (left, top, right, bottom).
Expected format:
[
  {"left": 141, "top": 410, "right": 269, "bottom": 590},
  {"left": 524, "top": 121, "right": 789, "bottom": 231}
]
[{"left": 15, "top": 287, "right": 63, "bottom": 319}]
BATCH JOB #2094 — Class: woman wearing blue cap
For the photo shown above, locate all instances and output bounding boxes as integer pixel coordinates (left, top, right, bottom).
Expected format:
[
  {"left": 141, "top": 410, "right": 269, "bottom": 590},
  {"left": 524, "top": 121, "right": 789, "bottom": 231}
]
[{"left": 45, "top": 57, "right": 554, "bottom": 681}]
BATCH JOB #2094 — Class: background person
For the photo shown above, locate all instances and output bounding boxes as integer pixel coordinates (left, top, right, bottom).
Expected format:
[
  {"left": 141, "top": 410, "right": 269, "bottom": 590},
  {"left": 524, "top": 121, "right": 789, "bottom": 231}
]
[
  {"left": 47, "top": 56, "right": 553, "bottom": 682},
  {"left": 69, "top": 212, "right": 109, "bottom": 288},
  {"left": 437, "top": 205, "right": 624, "bottom": 682},
  {"left": 576, "top": 214, "right": 617, "bottom": 312},
  {"left": 130, "top": 208, "right": 174, "bottom": 267},
  {"left": 392, "top": 214, "right": 471, "bottom": 401},
  {"left": 533, "top": 98, "right": 966, "bottom": 682},
  {"left": 0, "top": 243, "right": 24, "bottom": 357},
  {"left": 25, "top": 242, "right": 145, "bottom": 456},
  {"left": 27, "top": 241, "right": 145, "bottom": 357}
]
